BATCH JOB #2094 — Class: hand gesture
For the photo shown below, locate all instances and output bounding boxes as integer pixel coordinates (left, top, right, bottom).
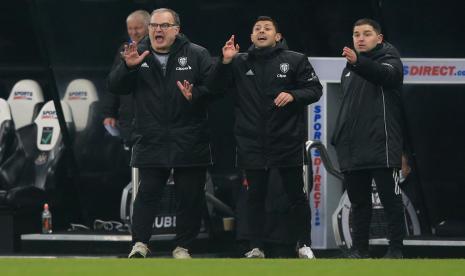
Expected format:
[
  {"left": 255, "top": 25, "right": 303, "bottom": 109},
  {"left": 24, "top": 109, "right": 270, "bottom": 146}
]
[
  {"left": 177, "top": 80, "right": 194, "bottom": 101},
  {"left": 121, "top": 42, "right": 150, "bottom": 68},
  {"left": 222, "top": 35, "right": 240, "bottom": 64},
  {"left": 274, "top": 92, "right": 294, "bottom": 107},
  {"left": 342, "top": 46, "right": 357, "bottom": 64}
]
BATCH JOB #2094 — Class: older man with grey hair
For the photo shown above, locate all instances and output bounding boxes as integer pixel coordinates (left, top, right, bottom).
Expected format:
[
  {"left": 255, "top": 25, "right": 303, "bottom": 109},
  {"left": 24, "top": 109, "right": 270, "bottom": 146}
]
[{"left": 102, "top": 10, "right": 150, "bottom": 143}]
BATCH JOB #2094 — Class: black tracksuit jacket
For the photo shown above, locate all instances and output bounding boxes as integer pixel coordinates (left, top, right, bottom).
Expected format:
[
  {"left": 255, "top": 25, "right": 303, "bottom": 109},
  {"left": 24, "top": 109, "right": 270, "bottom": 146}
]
[
  {"left": 208, "top": 41, "right": 322, "bottom": 169},
  {"left": 107, "top": 35, "right": 213, "bottom": 167},
  {"left": 102, "top": 43, "right": 135, "bottom": 142},
  {"left": 331, "top": 42, "right": 404, "bottom": 172}
]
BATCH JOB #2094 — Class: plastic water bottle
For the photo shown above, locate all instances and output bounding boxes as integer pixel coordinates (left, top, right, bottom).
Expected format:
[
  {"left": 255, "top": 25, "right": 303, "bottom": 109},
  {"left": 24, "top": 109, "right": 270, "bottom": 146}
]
[{"left": 42, "top": 203, "right": 53, "bottom": 234}]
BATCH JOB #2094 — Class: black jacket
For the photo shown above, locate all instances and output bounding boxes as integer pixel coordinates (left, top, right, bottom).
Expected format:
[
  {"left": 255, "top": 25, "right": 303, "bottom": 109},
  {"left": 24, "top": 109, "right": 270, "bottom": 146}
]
[
  {"left": 331, "top": 42, "right": 404, "bottom": 172},
  {"left": 107, "top": 34, "right": 213, "bottom": 167},
  {"left": 102, "top": 43, "right": 135, "bottom": 142},
  {"left": 208, "top": 41, "right": 322, "bottom": 169}
]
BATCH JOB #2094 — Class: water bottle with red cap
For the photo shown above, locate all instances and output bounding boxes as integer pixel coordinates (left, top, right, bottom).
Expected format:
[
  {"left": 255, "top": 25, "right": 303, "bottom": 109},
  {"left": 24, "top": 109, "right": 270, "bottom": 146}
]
[{"left": 41, "top": 203, "right": 53, "bottom": 234}]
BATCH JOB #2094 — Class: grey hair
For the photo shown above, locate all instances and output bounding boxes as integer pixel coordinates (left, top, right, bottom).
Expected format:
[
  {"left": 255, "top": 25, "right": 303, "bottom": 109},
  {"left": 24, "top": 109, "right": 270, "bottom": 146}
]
[
  {"left": 151, "top": 8, "right": 181, "bottom": 27},
  {"left": 127, "top": 10, "right": 151, "bottom": 26}
]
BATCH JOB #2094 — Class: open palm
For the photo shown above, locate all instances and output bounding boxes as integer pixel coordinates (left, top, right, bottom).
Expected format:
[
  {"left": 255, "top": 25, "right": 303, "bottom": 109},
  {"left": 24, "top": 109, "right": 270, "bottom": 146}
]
[{"left": 122, "top": 42, "right": 149, "bottom": 68}]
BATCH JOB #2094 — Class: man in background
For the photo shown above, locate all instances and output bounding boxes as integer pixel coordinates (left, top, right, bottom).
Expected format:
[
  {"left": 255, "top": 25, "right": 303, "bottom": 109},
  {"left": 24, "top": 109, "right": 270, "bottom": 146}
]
[{"left": 102, "top": 10, "right": 150, "bottom": 145}]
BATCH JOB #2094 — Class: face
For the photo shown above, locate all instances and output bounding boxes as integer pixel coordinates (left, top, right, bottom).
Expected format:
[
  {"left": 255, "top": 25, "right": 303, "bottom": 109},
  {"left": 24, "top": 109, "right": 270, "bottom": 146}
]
[
  {"left": 127, "top": 16, "right": 148, "bottom": 43},
  {"left": 250, "top": 20, "right": 282, "bottom": 49},
  {"left": 352, "top": 24, "right": 383, "bottom": 53},
  {"left": 149, "top": 11, "right": 180, "bottom": 53}
]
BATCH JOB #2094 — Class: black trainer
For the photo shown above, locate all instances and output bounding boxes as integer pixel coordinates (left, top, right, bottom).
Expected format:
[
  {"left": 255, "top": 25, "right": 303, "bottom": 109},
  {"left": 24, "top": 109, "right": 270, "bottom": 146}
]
[
  {"left": 383, "top": 247, "right": 403, "bottom": 259},
  {"left": 345, "top": 249, "right": 370, "bottom": 259}
]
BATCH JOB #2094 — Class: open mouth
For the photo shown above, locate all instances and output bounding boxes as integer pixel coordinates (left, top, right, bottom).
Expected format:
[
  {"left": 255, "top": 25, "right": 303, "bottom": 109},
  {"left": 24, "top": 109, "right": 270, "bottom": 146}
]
[
  {"left": 257, "top": 36, "right": 267, "bottom": 41},
  {"left": 155, "top": 35, "right": 164, "bottom": 43}
]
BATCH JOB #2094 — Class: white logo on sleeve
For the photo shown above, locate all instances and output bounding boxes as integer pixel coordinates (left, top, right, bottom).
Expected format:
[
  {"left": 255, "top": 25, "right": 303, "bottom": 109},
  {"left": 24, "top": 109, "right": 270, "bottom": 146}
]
[
  {"left": 176, "top": 56, "right": 192, "bottom": 71},
  {"left": 345, "top": 71, "right": 351, "bottom": 77},
  {"left": 246, "top": 69, "right": 255, "bottom": 76},
  {"left": 307, "top": 72, "right": 318, "bottom": 82},
  {"left": 141, "top": 62, "right": 149, "bottom": 68}
]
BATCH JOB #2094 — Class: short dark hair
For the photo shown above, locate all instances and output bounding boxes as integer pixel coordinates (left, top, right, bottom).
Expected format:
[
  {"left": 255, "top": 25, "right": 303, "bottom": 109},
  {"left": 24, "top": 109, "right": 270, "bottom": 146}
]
[
  {"left": 353, "top": 18, "right": 382, "bottom": 34},
  {"left": 254, "top": 16, "right": 280, "bottom": 33}
]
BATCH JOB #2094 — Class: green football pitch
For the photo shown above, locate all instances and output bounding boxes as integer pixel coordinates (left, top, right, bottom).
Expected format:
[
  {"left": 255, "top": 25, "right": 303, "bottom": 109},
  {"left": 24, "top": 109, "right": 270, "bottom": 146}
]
[{"left": 1, "top": 258, "right": 465, "bottom": 276}]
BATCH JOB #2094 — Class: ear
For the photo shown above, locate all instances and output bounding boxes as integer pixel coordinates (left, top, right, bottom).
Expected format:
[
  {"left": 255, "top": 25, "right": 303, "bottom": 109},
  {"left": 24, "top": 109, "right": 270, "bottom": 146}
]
[
  {"left": 250, "top": 33, "right": 254, "bottom": 43},
  {"left": 174, "top": 27, "right": 180, "bottom": 35},
  {"left": 275, "top": 32, "right": 282, "bottom": 42},
  {"left": 377, "top": 33, "right": 384, "bottom": 43}
]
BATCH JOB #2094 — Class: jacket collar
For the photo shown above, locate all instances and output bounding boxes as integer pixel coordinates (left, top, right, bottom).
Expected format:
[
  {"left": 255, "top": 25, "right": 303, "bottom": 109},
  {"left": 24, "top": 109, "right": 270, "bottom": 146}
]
[{"left": 247, "top": 39, "right": 288, "bottom": 60}]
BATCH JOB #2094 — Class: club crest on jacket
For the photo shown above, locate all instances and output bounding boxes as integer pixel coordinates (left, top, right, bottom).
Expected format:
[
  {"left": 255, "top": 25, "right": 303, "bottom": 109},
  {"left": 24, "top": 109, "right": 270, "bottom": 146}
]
[
  {"left": 178, "top": 57, "right": 188, "bottom": 67},
  {"left": 280, "top": 63, "right": 289, "bottom": 73}
]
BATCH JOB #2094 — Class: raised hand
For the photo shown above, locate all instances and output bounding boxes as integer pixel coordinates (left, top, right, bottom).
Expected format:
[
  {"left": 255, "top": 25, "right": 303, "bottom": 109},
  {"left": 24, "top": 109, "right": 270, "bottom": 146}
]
[
  {"left": 222, "top": 35, "right": 240, "bottom": 64},
  {"left": 342, "top": 46, "right": 357, "bottom": 64},
  {"left": 121, "top": 42, "right": 150, "bottom": 68},
  {"left": 274, "top": 92, "right": 294, "bottom": 107},
  {"left": 177, "top": 80, "right": 194, "bottom": 101}
]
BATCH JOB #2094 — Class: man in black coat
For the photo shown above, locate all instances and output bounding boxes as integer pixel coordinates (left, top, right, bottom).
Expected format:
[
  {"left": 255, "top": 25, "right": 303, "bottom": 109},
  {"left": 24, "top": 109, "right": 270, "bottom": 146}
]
[
  {"left": 108, "top": 8, "right": 212, "bottom": 259},
  {"left": 332, "top": 18, "right": 405, "bottom": 258},
  {"left": 102, "top": 10, "right": 150, "bottom": 144},
  {"left": 207, "top": 16, "right": 322, "bottom": 258}
]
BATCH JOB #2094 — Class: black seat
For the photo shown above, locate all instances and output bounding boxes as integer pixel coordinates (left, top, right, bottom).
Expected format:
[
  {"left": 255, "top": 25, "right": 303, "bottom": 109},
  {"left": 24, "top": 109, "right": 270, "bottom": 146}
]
[
  {"left": 0, "top": 99, "right": 16, "bottom": 165},
  {"left": 0, "top": 100, "right": 74, "bottom": 208},
  {"left": 63, "top": 79, "right": 129, "bottom": 223}
]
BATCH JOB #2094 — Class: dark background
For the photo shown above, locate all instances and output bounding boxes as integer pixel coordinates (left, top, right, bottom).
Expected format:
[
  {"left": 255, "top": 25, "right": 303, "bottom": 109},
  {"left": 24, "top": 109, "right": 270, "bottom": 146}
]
[
  {"left": 1, "top": 0, "right": 464, "bottom": 229},
  {"left": 1, "top": 0, "right": 464, "bottom": 67}
]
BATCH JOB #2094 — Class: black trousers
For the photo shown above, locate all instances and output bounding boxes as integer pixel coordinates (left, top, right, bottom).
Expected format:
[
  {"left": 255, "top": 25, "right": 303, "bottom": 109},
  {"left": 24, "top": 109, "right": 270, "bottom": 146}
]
[
  {"left": 245, "top": 166, "right": 312, "bottom": 249},
  {"left": 131, "top": 167, "right": 206, "bottom": 249},
  {"left": 344, "top": 168, "right": 405, "bottom": 251}
]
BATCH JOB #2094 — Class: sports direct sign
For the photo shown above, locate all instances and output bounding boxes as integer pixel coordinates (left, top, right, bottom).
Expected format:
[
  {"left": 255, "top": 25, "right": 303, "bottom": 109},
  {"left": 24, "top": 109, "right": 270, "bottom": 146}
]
[
  {"left": 308, "top": 58, "right": 465, "bottom": 83},
  {"left": 403, "top": 59, "right": 465, "bottom": 82}
]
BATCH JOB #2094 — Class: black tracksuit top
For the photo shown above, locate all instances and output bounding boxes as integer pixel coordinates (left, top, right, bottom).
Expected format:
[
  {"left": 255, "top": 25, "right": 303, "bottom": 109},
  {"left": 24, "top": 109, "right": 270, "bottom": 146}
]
[
  {"left": 208, "top": 41, "right": 322, "bottom": 169},
  {"left": 107, "top": 35, "right": 213, "bottom": 167},
  {"left": 331, "top": 42, "right": 404, "bottom": 172}
]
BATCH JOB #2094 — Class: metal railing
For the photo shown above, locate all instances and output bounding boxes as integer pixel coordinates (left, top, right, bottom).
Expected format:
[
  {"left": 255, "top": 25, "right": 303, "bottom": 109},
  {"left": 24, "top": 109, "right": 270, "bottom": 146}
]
[{"left": 305, "top": 140, "right": 344, "bottom": 181}]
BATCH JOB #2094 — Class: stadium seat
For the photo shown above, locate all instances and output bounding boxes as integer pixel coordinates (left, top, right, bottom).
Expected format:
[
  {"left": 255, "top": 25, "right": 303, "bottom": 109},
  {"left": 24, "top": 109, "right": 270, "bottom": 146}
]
[
  {"left": 7, "top": 79, "right": 44, "bottom": 130},
  {"left": 0, "top": 100, "right": 74, "bottom": 208},
  {"left": 0, "top": 99, "right": 16, "bottom": 164},
  {"left": 63, "top": 79, "right": 129, "bottom": 224},
  {"left": 62, "top": 79, "right": 103, "bottom": 171}
]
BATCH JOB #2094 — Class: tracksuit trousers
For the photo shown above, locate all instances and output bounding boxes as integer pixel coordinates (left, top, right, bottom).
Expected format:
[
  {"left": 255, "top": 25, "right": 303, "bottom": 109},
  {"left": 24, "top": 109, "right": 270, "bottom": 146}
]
[
  {"left": 245, "top": 166, "right": 312, "bottom": 249},
  {"left": 131, "top": 167, "right": 207, "bottom": 249},
  {"left": 344, "top": 168, "right": 406, "bottom": 252}
]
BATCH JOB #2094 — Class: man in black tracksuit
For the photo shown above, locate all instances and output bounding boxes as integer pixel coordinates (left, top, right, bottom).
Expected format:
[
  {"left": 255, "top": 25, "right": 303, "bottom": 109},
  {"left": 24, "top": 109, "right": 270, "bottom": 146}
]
[
  {"left": 108, "top": 8, "right": 212, "bottom": 259},
  {"left": 207, "top": 16, "right": 322, "bottom": 258},
  {"left": 331, "top": 18, "right": 405, "bottom": 258},
  {"left": 103, "top": 10, "right": 150, "bottom": 145}
]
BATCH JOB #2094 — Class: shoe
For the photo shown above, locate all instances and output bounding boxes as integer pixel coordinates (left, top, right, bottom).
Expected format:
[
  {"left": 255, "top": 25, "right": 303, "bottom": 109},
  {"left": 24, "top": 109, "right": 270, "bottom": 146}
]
[
  {"left": 345, "top": 249, "right": 369, "bottom": 259},
  {"left": 383, "top": 247, "right": 403, "bottom": 259},
  {"left": 172, "top": 246, "right": 192, "bottom": 259},
  {"left": 245, "top": 248, "right": 265, "bottom": 258},
  {"left": 298, "top": 245, "right": 316, "bottom": 259},
  {"left": 128, "top": 242, "right": 149, "bottom": 258}
]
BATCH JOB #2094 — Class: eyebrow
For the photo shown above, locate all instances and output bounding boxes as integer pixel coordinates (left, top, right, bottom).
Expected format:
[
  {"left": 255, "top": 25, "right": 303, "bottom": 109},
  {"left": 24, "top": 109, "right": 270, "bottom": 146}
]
[{"left": 353, "top": 30, "right": 374, "bottom": 34}]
